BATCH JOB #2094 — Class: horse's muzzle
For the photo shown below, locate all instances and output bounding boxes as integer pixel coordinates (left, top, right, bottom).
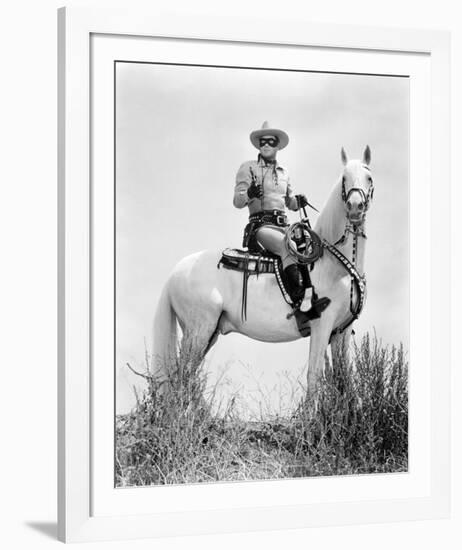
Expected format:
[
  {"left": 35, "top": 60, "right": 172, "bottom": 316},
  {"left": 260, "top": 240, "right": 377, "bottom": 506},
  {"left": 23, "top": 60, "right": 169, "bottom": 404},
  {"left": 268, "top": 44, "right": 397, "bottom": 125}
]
[{"left": 347, "top": 212, "right": 365, "bottom": 225}]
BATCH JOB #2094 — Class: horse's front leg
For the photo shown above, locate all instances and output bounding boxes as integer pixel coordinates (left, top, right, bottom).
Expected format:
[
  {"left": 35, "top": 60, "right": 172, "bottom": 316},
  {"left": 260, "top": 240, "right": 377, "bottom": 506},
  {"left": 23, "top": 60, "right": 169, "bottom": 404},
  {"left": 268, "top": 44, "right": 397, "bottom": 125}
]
[
  {"left": 330, "top": 326, "right": 353, "bottom": 372},
  {"left": 307, "top": 315, "right": 335, "bottom": 399}
]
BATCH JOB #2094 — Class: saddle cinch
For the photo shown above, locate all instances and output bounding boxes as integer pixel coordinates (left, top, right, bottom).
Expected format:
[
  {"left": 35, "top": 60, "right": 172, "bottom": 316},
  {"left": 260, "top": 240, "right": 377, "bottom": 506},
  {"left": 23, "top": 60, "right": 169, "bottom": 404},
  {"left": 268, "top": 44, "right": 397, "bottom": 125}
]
[{"left": 217, "top": 223, "right": 326, "bottom": 336}]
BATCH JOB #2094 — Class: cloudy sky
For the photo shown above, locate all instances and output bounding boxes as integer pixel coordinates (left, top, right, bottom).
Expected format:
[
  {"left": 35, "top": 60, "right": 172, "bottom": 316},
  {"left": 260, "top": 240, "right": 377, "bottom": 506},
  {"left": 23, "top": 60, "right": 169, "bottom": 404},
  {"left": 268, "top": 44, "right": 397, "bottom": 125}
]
[{"left": 115, "top": 62, "right": 409, "bottom": 416}]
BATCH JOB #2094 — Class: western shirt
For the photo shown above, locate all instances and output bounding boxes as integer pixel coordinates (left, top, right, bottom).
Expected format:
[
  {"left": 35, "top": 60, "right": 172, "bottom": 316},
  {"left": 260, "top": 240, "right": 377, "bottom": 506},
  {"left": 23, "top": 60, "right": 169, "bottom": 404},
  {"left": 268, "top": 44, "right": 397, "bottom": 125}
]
[{"left": 233, "top": 158, "right": 299, "bottom": 214}]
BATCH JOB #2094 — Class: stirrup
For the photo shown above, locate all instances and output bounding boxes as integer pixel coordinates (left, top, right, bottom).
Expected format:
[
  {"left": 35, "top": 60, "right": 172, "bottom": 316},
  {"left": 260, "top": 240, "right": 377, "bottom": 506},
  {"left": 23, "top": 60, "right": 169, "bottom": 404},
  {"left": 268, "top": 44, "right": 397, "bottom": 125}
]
[
  {"left": 293, "top": 296, "right": 331, "bottom": 337},
  {"left": 293, "top": 309, "right": 312, "bottom": 337}
]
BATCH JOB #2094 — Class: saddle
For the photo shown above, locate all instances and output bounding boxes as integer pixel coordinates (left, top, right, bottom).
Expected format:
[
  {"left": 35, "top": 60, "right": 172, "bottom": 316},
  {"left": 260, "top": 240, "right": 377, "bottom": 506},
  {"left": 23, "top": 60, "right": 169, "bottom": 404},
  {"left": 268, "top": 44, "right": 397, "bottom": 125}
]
[
  {"left": 218, "top": 248, "right": 293, "bottom": 313},
  {"left": 217, "top": 226, "right": 326, "bottom": 334}
]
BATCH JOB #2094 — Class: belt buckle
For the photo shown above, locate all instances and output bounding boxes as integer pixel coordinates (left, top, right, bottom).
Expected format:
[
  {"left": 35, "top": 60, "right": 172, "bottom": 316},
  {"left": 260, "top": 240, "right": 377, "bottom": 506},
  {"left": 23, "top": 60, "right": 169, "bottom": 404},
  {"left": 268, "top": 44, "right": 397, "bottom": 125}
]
[{"left": 276, "top": 214, "right": 286, "bottom": 225}]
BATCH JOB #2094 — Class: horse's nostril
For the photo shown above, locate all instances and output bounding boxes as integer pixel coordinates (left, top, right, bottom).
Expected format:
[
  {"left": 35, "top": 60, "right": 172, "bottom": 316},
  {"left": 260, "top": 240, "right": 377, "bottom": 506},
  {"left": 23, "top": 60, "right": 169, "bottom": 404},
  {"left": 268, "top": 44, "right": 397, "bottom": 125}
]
[
  {"left": 358, "top": 203, "right": 364, "bottom": 211},
  {"left": 346, "top": 201, "right": 352, "bottom": 210}
]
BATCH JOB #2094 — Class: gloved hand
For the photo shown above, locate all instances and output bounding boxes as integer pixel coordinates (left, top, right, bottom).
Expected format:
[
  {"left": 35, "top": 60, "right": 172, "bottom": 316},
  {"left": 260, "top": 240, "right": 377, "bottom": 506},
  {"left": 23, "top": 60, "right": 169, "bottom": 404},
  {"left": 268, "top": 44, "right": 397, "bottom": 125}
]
[
  {"left": 247, "top": 182, "right": 263, "bottom": 199},
  {"left": 296, "top": 194, "right": 309, "bottom": 208}
]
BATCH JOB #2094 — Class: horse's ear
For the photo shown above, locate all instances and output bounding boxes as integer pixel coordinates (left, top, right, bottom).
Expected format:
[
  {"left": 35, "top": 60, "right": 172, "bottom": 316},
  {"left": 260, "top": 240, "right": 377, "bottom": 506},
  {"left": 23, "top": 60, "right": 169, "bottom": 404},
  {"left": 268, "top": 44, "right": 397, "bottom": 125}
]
[
  {"left": 341, "top": 147, "right": 348, "bottom": 165},
  {"left": 363, "top": 145, "right": 371, "bottom": 165}
]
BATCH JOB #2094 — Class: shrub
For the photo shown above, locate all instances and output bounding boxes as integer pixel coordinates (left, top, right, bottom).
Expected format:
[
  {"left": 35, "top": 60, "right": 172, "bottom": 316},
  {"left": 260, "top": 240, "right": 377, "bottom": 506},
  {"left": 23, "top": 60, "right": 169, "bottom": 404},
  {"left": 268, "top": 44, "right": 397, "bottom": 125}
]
[
  {"left": 288, "top": 334, "right": 408, "bottom": 475},
  {"left": 116, "top": 333, "right": 408, "bottom": 485}
]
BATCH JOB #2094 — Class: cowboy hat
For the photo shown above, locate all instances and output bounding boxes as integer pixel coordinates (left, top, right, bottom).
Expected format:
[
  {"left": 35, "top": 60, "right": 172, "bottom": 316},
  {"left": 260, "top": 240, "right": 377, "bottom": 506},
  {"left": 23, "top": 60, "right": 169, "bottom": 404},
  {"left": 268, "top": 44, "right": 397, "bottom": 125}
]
[{"left": 249, "top": 120, "right": 289, "bottom": 150}]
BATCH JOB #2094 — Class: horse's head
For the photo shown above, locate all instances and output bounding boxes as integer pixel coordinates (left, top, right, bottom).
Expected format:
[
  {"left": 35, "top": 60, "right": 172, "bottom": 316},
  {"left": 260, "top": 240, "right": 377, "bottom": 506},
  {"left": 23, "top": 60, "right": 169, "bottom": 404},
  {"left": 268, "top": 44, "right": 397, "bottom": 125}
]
[{"left": 340, "top": 146, "right": 374, "bottom": 225}]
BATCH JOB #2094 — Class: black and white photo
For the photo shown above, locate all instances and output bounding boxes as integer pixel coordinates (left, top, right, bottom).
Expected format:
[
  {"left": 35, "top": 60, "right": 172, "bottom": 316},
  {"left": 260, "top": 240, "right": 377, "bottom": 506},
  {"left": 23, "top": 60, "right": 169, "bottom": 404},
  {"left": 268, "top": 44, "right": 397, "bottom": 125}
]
[{"left": 115, "top": 62, "right": 409, "bottom": 486}]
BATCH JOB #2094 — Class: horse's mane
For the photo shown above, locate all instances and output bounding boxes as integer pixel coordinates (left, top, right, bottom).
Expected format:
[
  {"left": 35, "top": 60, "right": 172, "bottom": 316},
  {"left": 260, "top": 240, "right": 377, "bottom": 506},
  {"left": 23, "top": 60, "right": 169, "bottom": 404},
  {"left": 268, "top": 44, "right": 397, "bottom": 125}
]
[{"left": 314, "top": 177, "right": 345, "bottom": 244}]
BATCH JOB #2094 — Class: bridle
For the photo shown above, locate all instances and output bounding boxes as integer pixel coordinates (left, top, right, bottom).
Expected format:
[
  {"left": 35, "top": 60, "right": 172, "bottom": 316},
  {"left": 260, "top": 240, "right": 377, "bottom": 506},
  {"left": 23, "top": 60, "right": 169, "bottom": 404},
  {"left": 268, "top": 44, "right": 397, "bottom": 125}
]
[
  {"left": 340, "top": 168, "right": 375, "bottom": 216},
  {"left": 336, "top": 167, "right": 374, "bottom": 246}
]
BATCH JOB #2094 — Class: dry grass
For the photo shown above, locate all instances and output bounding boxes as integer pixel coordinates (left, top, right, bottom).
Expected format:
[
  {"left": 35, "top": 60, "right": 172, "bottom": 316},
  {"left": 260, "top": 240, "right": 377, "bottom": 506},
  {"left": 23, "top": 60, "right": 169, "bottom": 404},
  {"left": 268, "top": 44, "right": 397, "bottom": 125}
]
[{"left": 116, "top": 333, "right": 408, "bottom": 486}]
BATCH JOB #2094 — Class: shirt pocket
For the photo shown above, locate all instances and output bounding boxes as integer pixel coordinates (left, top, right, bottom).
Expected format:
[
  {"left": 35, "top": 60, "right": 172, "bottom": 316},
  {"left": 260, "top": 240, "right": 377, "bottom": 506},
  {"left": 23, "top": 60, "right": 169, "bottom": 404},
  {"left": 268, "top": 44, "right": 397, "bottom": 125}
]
[{"left": 276, "top": 171, "right": 289, "bottom": 193}]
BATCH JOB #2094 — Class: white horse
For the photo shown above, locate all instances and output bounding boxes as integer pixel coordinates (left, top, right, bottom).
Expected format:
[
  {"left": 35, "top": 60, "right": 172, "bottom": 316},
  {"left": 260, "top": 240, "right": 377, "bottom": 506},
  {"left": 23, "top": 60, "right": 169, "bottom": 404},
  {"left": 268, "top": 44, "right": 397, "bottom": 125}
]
[{"left": 153, "top": 146, "right": 374, "bottom": 395}]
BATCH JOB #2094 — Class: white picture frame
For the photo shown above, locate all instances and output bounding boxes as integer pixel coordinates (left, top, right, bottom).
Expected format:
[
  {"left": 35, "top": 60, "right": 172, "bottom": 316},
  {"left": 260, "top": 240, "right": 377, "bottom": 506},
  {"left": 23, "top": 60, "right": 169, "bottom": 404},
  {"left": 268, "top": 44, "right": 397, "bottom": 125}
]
[{"left": 58, "top": 7, "right": 451, "bottom": 543}]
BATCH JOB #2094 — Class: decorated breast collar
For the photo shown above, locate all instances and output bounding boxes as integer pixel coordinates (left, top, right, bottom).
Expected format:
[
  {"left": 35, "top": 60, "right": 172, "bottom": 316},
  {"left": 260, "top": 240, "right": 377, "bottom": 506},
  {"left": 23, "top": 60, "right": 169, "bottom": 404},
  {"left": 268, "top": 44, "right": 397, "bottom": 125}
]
[{"left": 322, "top": 239, "right": 367, "bottom": 336}]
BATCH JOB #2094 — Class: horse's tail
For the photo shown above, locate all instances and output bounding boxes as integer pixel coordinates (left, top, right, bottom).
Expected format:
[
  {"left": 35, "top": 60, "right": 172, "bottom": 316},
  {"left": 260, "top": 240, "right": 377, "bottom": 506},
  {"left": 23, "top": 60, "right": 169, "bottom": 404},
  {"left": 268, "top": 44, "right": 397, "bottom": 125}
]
[{"left": 152, "top": 283, "right": 177, "bottom": 378}]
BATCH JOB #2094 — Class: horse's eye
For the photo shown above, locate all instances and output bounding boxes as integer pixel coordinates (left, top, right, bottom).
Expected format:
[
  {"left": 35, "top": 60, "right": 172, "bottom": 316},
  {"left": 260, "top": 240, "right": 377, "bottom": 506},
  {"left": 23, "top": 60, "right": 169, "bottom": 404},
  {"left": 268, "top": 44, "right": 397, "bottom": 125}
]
[{"left": 368, "top": 176, "right": 373, "bottom": 184}]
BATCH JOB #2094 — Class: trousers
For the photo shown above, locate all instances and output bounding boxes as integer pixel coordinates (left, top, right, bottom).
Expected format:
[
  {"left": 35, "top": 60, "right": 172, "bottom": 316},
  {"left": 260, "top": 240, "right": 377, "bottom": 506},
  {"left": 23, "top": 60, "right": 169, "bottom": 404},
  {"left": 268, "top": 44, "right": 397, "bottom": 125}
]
[{"left": 255, "top": 225, "right": 296, "bottom": 269}]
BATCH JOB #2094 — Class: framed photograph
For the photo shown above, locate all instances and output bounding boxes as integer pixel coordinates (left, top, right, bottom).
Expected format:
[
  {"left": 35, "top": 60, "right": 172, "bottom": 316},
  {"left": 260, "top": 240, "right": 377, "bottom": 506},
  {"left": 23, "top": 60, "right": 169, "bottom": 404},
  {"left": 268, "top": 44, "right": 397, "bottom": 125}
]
[{"left": 58, "top": 7, "right": 450, "bottom": 543}]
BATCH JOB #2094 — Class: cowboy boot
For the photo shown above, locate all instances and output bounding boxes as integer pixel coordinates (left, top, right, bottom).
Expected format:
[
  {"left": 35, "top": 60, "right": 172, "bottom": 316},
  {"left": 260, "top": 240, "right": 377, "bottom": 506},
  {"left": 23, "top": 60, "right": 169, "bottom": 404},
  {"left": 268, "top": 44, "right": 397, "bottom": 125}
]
[
  {"left": 284, "top": 265, "right": 331, "bottom": 337},
  {"left": 302, "top": 291, "right": 331, "bottom": 320},
  {"left": 292, "top": 292, "right": 331, "bottom": 337},
  {"left": 299, "top": 265, "right": 331, "bottom": 320},
  {"left": 284, "top": 264, "right": 312, "bottom": 337},
  {"left": 283, "top": 264, "right": 305, "bottom": 306}
]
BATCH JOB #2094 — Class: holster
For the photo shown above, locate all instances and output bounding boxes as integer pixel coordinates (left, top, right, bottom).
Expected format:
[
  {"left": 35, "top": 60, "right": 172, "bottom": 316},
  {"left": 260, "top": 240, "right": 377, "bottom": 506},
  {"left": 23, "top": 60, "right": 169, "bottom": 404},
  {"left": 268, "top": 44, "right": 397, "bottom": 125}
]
[{"left": 242, "top": 221, "right": 263, "bottom": 252}]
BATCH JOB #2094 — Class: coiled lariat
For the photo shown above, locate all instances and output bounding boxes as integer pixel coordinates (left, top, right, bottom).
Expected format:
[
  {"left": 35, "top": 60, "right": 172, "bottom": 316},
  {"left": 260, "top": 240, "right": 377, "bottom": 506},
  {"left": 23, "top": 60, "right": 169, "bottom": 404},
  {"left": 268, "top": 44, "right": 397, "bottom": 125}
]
[{"left": 284, "top": 222, "right": 324, "bottom": 265}]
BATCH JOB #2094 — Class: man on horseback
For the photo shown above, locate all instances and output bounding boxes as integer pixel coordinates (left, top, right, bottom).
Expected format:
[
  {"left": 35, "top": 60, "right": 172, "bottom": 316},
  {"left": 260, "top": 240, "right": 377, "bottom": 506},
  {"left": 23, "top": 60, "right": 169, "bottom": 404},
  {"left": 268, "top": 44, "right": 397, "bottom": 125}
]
[{"left": 233, "top": 121, "right": 330, "bottom": 329}]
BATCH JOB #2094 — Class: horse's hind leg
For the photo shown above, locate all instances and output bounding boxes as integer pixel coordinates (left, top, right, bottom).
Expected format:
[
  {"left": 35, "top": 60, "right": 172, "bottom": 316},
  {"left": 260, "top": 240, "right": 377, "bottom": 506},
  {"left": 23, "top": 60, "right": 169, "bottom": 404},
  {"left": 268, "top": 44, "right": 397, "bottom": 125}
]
[
  {"left": 179, "top": 310, "right": 223, "bottom": 366},
  {"left": 203, "top": 312, "right": 224, "bottom": 356}
]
